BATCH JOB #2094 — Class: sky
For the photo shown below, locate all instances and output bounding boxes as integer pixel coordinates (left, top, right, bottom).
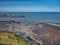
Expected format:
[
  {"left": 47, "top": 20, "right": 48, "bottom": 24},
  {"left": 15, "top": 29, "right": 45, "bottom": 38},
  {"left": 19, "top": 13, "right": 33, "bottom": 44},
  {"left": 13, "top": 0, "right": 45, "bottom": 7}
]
[{"left": 0, "top": 0, "right": 60, "bottom": 12}]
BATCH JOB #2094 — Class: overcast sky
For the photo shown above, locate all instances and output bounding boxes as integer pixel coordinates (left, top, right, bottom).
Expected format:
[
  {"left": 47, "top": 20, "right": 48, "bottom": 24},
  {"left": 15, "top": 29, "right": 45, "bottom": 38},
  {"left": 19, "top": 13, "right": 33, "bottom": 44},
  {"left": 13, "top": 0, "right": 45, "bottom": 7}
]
[{"left": 0, "top": 0, "right": 60, "bottom": 12}]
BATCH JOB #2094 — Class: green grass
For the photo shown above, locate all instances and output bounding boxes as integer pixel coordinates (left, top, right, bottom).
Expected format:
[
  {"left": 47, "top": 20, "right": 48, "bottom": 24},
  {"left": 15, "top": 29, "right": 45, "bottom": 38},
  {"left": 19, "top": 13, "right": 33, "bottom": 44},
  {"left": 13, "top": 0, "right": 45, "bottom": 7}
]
[{"left": 0, "top": 32, "right": 29, "bottom": 45}]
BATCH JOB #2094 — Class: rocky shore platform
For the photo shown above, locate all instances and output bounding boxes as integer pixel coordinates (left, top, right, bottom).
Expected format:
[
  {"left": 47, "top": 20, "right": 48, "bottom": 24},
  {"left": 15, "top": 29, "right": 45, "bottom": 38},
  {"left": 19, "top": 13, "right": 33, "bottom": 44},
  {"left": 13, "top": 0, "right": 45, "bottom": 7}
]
[{"left": 0, "top": 21, "right": 60, "bottom": 45}]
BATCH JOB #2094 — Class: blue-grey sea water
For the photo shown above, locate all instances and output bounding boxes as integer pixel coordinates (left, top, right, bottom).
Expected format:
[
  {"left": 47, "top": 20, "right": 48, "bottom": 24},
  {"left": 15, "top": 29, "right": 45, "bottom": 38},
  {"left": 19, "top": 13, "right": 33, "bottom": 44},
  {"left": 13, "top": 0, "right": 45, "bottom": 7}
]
[{"left": 0, "top": 12, "right": 60, "bottom": 23}]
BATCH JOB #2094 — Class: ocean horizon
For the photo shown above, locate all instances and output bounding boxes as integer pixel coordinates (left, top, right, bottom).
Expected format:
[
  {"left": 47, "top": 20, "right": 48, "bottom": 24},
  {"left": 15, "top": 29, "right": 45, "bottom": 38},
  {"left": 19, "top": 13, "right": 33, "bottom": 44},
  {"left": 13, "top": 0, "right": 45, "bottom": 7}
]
[{"left": 0, "top": 12, "right": 60, "bottom": 24}]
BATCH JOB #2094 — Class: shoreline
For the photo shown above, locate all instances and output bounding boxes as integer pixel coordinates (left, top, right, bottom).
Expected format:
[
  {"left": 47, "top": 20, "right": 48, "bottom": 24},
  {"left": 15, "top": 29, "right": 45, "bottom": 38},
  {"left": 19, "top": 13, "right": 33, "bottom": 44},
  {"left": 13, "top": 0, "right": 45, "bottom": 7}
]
[
  {"left": 0, "top": 21, "right": 60, "bottom": 45},
  {"left": 46, "top": 23, "right": 60, "bottom": 27}
]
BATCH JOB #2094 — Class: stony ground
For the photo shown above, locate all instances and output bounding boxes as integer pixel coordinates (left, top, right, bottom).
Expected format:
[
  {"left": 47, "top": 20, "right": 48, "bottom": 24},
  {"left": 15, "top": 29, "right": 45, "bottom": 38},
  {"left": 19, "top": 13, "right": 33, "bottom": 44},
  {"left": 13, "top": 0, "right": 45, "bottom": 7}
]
[{"left": 0, "top": 22, "right": 60, "bottom": 45}]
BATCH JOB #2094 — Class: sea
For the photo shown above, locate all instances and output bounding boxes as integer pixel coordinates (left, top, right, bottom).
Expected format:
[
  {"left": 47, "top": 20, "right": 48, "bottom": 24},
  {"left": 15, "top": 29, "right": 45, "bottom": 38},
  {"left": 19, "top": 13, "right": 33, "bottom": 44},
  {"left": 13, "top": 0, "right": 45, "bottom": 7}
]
[{"left": 0, "top": 12, "right": 60, "bottom": 24}]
